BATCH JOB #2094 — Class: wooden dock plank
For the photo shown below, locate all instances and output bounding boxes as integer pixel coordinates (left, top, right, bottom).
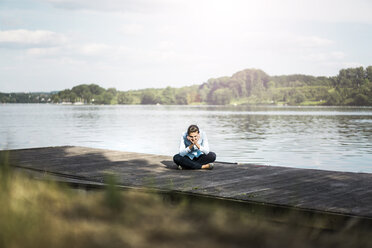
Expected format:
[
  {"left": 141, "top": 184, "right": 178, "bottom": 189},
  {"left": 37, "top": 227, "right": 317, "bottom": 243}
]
[{"left": 5, "top": 146, "right": 372, "bottom": 218}]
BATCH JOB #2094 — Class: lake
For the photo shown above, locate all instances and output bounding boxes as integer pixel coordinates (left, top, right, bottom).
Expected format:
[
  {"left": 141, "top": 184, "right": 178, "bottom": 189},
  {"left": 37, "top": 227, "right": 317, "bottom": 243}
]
[{"left": 1, "top": 104, "right": 371, "bottom": 173}]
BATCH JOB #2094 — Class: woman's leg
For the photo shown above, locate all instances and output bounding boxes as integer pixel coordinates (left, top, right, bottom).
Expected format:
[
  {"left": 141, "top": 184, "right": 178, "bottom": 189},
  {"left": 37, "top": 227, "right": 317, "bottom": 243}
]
[
  {"left": 194, "top": 152, "right": 216, "bottom": 165},
  {"left": 173, "top": 154, "right": 202, "bottom": 169}
]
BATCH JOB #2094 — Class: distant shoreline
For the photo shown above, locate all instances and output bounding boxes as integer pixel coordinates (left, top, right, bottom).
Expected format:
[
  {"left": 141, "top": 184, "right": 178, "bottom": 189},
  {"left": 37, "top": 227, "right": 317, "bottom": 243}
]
[
  {"left": 2, "top": 102, "right": 372, "bottom": 108},
  {"left": 2, "top": 66, "right": 372, "bottom": 106}
]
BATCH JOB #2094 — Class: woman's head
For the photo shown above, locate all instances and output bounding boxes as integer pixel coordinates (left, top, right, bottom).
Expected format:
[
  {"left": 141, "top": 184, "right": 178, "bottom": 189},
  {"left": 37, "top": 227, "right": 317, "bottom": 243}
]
[
  {"left": 187, "top": 124, "right": 199, "bottom": 135},
  {"left": 187, "top": 125, "right": 199, "bottom": 142}
]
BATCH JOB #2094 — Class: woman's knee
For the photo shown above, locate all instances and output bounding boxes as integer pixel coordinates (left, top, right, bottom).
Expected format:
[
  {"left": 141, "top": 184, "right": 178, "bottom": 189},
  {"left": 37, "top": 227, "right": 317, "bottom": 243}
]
[
  {"left": 173, "top": 154, "right": 182, "bottom": 164},
  {"left": 208, "top": 152, "right": 216, "bottom": 162}
]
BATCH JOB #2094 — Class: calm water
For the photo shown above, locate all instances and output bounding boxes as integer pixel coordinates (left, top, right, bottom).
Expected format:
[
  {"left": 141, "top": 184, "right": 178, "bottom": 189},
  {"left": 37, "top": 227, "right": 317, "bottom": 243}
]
[{"left": 1, "top": 104, "right": 371, "bottom": 173}]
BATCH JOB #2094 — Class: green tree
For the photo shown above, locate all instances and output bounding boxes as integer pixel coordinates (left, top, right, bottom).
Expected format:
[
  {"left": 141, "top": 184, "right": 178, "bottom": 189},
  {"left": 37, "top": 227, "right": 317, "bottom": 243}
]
[
  {"left": 141, "top": 91, "right": 157, "bottom": 104},
  {"left": 51, "top": 94, "right": 60, "bottom": 103},
  {"left": 326, "top": 91, "right": 342, "bottom": 105},
  {"left": 210, "top": 88, "right": 233, "bottom": 105},
  {"left": 175, "top": 91, "right": 188, "bottom": 105},
  {"left": 353, "top": 94, "right": 369, "bottom": 106},
  {"left": 70, "top": 92, "right": 77, "bottom": 103},
  {"left": 366, "top": 66, "right": 372, "bottom": 82},
  {"left": 117, "top": 92, "right": 134, "bottom": 104},
  {"left": 89, "top": 84, "right": 105, "bottom": 95},
  {"left": 292, "top": 91, "right": 306, "bottom": 104},
  {"left": 107, "top": 88, "right": 117, "bottom": 96},
  {"left": 102, "top": 92, "right": 114, "bottom": 104},
  {"left": 37, "top": 65, "right": 370, "bottom": 106},
  {"left": 161, "top": 87, "right": 176, "bottom": 104}
]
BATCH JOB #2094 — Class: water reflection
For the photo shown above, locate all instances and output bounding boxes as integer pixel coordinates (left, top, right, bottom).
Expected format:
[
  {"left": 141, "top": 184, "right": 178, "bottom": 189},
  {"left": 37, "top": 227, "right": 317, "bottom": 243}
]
[{"left": 0, "top": 104, "right": 371, "bottom": 173}]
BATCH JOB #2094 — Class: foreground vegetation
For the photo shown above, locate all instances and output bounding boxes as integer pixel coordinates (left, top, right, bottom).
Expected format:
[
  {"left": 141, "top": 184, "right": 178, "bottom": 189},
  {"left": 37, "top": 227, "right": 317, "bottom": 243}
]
[
  {"left": 1, "top": 66, "right": 371, "bottom": 106},
  {"left": 1, "top": 151, "right": 372, "bottom": 248}
]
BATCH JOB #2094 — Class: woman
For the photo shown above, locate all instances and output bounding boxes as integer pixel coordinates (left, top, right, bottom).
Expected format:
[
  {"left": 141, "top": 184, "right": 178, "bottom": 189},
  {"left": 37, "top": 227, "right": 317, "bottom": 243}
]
[{"left": 173, "top": 124, "right": 216, "bottom": 170}]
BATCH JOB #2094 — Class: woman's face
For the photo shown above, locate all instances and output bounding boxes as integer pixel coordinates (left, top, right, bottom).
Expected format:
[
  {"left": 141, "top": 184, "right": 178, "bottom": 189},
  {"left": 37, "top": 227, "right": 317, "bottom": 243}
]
[{"left": 188, "top": 132, "right": 199, "bottom": 142}]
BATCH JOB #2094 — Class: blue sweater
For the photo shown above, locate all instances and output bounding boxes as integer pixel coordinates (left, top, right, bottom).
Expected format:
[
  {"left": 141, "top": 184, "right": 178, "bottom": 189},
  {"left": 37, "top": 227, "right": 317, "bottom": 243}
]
[{"left": 179, "top": 130, "right": 210, "bottom": 159}]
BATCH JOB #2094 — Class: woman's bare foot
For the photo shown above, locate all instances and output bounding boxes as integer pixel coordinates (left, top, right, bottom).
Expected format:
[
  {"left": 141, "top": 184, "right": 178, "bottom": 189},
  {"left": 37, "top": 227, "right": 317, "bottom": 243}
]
[{"left": 201, "top": 163, "right": 214, "bottom": 170}]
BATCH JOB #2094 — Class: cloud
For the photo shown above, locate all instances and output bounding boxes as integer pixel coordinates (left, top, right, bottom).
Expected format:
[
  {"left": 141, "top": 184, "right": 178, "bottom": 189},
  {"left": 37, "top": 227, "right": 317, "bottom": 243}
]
[
  {"left": 26, "top": 47, "right": 62, "bottom": 56},
  {"left": 41, "top": 0, "right": 372, "bottom": 24},
  {"left": 0, "top": 16, "right": 24, "bottom": 29},
  {"left": 314, "top": 61, "right": 366, "bottom": 75},
  {"left": 23, "top": 38, "right": 199, "bottom": 69},
  {"left": 338, "top": 62, "right": 365, "bottom": 68},
  {"left": 79, "top": 43, "right": 113, "bottom": 56},
  {"left": 0, "top": 29, "right": 68, "bottom": 48},
  {"left": 41, "top": 0, "right": 180, "bottom": 13},
  {"left": 301, "top": 51, "right": 346, "bottom": 62},
  {"left": 330, "top": 51, "right": 346, "bottom": 60},
  {"left": 295, "top": 36, "right": 334, "bottom": 48},
  {"left": 119, "top": 23, "right": 144, "bottom": 35},
  {"left": 24, "top": 43, "right": 116, "bottom": 60},
  {"left": 243, "top": 0, "right": 372, "bottom": 24}
]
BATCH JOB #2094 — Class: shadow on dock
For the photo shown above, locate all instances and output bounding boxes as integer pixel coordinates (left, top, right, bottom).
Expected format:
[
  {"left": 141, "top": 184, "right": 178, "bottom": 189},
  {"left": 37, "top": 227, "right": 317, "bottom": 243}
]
[{"left": 4, "top": 146, "right": 372, "bottom": 232}]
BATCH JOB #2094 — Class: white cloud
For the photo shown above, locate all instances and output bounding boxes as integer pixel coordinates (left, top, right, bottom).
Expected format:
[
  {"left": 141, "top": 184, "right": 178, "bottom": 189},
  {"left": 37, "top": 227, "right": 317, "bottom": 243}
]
[
  {"left": 0, "top": 16, "right": 24, "bottom": 29},
  {"left": 2, "top": 0, "right": 370, "bottom": 92},
  {"left": 41, "top": 0, "right": 372, "bottom": 24},
  {"left": 41, "top": 0, "right": 182, "bottom": 13},
  {"left": 301, "top": 51, "right": 345, "bottom": 62},
  {"left": 119, "top": 23, "right": 144, "bottom": 35},
  {"left": 26, "top": 47, "right": 62, "bottom": 56},
  {"left": 339, "top": 62, "right": 365, "bottom": 68},
  {"left": 0, "top": 29, "right": 68, "bottom": 48},
  {"left": 301, "top": 51, "right": 346, "bottom": 63},
  {"left": 295, "top": 36, "right": 334, "bottom": 48},
  {"left": 323, "top": 61, "right": 364, "bottom": 68},
  {"left": 157, "top": 40, "right": 174, "bottom": 50},
  {"left": 156, "top": 25, "right": 178, "bottom": 35},
  {"left": 79, "top": 43, "right": 112, "bottom": 56},
  {"left": 330, "top": 51, "right": 346, "bottom": 60},
  {"left": 25, "top": 43, "right": 115, "bottom": 61},
  {"left": 316, "top": 61, "right": 365, "bottom": 75},
  {"left": 232, "top": 0, "right": 372, "bottom": 24}
]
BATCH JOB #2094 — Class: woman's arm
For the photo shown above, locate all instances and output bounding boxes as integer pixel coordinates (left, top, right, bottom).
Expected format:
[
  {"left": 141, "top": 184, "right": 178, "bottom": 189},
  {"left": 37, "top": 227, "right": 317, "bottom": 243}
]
[
  {"left": 179, "top": 134, "right": 192, "bottom": 156},
  {"left": 198, "top": 131, "right": 210, "bottom": 154}
]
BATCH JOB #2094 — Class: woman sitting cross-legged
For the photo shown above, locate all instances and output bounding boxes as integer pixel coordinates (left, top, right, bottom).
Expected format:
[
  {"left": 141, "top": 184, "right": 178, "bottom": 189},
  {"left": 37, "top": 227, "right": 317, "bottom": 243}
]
[{"left": 173, "top": 124, "right": 216, "bottom": 170}]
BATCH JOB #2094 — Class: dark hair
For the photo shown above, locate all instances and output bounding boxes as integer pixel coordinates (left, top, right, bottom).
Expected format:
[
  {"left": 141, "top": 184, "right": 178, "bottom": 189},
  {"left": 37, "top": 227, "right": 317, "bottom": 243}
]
[{"left": 187, "top": 124, "right": 199, "bottom": 135}]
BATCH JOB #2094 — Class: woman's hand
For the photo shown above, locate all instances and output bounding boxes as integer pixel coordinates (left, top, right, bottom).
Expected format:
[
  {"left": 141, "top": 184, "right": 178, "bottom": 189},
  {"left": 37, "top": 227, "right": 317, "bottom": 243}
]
[
  {"left": 187, "top": 133, "right": 200, "bottom": 149},
  {"left": 192, "top": 134, "right": 201, "bottom": 149},
  {"left": 187, "top": 136, "right": 194, "bottom": 150}
]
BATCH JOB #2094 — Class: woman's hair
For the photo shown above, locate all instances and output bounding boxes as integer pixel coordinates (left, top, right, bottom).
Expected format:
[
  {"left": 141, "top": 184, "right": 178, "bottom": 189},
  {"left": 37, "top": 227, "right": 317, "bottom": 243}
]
[{"left": 187, "top": 124, "right": 199, "bottom": 135}]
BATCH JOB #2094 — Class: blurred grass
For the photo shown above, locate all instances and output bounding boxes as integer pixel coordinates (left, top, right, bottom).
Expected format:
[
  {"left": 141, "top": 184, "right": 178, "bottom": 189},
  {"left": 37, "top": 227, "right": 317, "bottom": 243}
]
[{"left": 1, "top": 151, "right": 372, "bottom": 248}]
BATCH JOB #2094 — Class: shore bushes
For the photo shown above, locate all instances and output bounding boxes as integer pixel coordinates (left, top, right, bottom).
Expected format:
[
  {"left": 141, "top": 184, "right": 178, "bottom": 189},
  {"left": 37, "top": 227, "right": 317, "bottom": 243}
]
[{"left": 1, "top": 66, "right": 372, "bottom": 106}]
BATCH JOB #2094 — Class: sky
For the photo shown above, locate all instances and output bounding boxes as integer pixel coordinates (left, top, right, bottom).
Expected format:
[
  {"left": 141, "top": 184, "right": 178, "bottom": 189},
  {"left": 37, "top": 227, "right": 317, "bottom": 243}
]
[{"left": 0, "top": 0, "right": 371, "bottom": 92}]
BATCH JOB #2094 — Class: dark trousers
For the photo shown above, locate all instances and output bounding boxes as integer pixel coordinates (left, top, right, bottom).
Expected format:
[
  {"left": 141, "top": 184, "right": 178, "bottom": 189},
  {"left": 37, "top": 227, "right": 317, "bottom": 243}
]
[{"left": 173, "top": 152, "right": 216, "bottom": 169}]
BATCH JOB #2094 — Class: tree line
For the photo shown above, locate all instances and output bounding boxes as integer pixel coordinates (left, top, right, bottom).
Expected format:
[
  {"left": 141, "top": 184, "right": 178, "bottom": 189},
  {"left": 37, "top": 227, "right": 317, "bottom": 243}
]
[
  {"left": 1, "top": 66, "right": 371, "bottom": 106},
  {"left": 0, "top": 92, "right": 55, "bottom": 104}
]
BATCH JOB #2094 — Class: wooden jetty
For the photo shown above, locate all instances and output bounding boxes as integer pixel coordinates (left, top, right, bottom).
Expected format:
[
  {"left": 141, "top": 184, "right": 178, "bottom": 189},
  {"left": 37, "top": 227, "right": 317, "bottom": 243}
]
[{"left": 5, "top": 146, "right": 372, "bottom": 219}]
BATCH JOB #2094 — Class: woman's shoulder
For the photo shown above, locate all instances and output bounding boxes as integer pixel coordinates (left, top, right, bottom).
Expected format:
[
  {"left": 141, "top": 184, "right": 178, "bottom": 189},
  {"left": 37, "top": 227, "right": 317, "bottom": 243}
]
[{"left": 199, "top": 130, "right": 207, "bottom": 137}]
